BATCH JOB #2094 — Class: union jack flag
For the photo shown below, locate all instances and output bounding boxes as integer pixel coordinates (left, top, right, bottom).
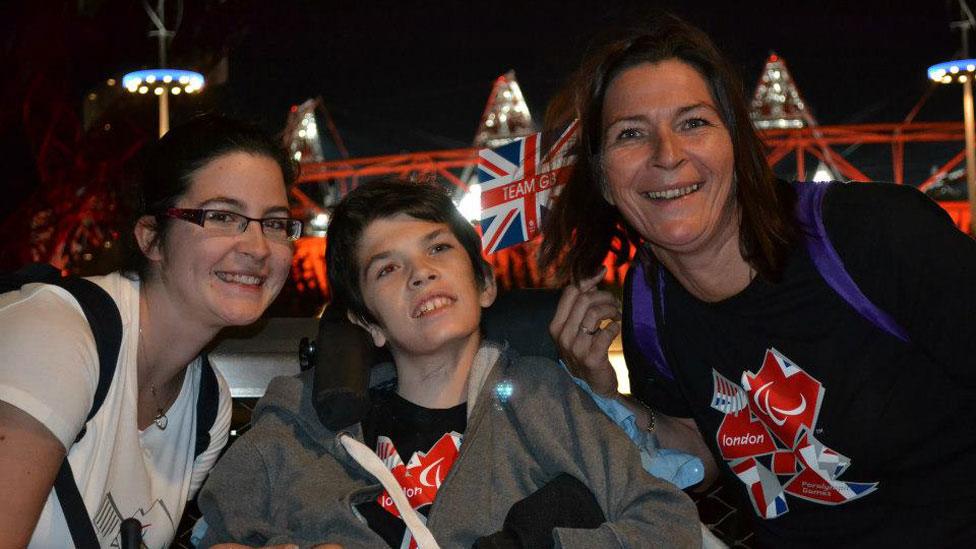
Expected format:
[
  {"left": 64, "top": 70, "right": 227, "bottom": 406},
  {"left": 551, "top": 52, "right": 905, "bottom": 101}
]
[
  {"left": 711, "top": 369, "right": 749, "bottom": 415},
  {"left": 478, "top": 121, "right": 578, "bottom": 254}
]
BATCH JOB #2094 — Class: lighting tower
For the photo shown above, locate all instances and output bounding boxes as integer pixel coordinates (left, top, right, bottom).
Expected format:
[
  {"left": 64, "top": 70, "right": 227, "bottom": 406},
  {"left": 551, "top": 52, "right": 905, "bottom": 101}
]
[
  {"left": 473, "top": 70, "right": 535, "bottom": 149},
  {"left": 929, "top": 0, "right": 976, "bottom": 230},
  {"left": 121, "top": 0, "right": 205, "bottom": 137},
  {"left": 750, "top": 53, "right": 811, "bottom": 130}
]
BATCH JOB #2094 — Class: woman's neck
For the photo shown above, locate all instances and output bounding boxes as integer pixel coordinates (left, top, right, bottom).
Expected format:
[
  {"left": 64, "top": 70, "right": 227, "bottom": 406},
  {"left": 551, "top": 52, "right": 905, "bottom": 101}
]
[
  {"left": 137, "top": 278, "right": 220, "bottom": 391},
  {"left": 652, "top": 220, "right": 754, "bottom": 303},
  {"left": 392, "top": 332, "right": 482, "bottom": 409}
]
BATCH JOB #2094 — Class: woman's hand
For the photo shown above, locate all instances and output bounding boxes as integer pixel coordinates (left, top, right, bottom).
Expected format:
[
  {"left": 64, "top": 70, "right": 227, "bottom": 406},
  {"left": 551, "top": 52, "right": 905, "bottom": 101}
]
[{"left": 549, "top": 267, "right": 622, "bottom": 396}]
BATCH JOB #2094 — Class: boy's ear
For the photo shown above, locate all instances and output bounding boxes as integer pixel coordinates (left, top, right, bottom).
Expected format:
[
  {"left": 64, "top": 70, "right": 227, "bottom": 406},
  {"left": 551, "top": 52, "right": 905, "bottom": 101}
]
[
  {"left": 479, "top": 267, "right": 497, "bottom": 308},
  {"left": 347, "top": 310, "right": 387, "bottom": 348},
  {"left": 134, "top": 216, "right": 163, "bottom": 261}
]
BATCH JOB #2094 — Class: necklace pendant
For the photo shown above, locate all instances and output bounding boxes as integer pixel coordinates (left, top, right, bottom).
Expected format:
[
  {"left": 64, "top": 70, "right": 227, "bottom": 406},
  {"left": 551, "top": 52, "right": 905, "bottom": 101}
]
[{"left": 154, "top": 410, "right": 168, "bottom": 430}]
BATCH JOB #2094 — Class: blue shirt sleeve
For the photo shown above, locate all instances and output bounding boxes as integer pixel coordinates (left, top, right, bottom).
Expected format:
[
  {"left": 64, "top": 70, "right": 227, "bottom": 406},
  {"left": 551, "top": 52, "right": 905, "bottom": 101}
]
[{"left": 559, "top": 360, "right": 704, "bottom": 489}]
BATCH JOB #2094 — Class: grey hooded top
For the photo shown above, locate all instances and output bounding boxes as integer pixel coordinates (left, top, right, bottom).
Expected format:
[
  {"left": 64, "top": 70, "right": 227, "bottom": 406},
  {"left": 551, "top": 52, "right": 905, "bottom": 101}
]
[{"left": 197, "top": 342, "right": 700, "bottom": 548}]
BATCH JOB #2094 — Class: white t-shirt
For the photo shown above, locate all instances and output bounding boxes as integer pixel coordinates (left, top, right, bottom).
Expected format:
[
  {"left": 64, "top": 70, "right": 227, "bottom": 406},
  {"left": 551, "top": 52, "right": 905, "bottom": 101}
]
[{"left": 0, "top": 272, "right": 232, "bottom": 549}]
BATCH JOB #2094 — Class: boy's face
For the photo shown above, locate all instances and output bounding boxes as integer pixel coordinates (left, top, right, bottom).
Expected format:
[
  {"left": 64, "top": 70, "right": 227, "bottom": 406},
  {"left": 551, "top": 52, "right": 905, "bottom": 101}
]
[{"left": 353, "top": 213, "right": 496, "bottom": 355}]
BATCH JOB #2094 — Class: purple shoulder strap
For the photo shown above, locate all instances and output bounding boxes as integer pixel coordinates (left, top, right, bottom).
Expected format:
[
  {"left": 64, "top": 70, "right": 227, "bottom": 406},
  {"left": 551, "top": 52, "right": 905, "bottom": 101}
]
[
  {"left": 629, "top": 262, "right": 675, "bottom": 380},
  {"left": 628, "top": 181, "right": 910, "bottom": 383},
  {"left": 794, "top": 181, "right": 910, "bottom": 343}
]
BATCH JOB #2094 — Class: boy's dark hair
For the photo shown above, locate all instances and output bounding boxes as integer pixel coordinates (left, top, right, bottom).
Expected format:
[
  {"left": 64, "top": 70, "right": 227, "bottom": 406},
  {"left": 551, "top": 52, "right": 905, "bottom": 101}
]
[
  {"left": 119, "top": 113, "right": 297, "bottom": 278},
  {"left": 326, "top": 178, "right": 491, "bottom": 325}
]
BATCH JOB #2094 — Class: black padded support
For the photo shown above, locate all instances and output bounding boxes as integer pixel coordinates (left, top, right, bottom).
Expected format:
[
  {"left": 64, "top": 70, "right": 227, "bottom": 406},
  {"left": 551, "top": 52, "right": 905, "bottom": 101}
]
[
  {"left": 310, "top": 289, "right": 561, "bottom": 431},
  {"left": 482, "top": 289, "right": 560, "bottom": 361},
  {"left": 311, "top": 302, "right": 384, "bottom": 431}
]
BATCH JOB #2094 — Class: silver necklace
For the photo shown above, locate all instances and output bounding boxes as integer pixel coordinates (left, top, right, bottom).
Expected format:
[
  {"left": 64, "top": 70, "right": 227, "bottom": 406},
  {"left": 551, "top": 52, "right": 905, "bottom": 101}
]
[
  {"left": 138, "top": 322, "right": 167, "bottom": 430},
  {"left": 150, "top": 384, "right": 168, "bottom": 430}
]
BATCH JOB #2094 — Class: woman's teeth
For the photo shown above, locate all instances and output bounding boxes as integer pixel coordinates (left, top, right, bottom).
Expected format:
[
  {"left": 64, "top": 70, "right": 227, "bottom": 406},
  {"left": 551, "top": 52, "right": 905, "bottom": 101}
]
[
  {"left": 644, "top": 183, "right": 702, "bottom": 200},
  {"left": 216, "top": 272, "right": 264, "bottom": 286},
  {"left": 414, "top": 296, "right": 454, "bottom": 318}
]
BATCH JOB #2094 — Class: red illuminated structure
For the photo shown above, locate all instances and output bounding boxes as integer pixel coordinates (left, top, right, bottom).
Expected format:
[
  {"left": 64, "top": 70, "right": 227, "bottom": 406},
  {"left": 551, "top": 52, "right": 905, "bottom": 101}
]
[
  {"left": 285, "top": 57, "right": 971, "bottom": 295},
  {"left": 12, "top": 61, "right": 970, "bottom": 297},
  {"left": 289, "top": 120, "right": 971, "bottom": 296}
]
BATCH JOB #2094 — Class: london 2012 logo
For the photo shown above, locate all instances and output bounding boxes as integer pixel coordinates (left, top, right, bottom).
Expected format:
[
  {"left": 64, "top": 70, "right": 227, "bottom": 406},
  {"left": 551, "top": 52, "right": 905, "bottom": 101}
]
[{"left": 711, "top": 348, "right": 878, "bottom": 519}]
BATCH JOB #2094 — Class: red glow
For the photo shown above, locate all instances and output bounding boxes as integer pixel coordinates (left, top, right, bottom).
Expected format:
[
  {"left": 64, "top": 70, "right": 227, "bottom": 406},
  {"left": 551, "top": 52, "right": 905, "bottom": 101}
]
[{"left": 937, "top": 201, "right": 971, "bottom": 234}]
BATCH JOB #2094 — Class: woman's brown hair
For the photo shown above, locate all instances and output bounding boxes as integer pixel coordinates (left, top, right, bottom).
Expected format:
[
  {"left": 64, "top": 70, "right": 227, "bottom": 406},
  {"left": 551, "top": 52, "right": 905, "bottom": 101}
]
[{"left": 539, "top": 14, "right": 797, "bottom": 283}]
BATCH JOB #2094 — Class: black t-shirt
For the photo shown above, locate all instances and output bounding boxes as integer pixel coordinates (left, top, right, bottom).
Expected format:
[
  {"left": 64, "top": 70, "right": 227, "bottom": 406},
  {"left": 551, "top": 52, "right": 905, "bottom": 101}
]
[
  {"left": 356, "top": 392, "right": 467, "bottom": 548},
  {"left": 625, "top": 183, "right": 976, "bottom": 547}
]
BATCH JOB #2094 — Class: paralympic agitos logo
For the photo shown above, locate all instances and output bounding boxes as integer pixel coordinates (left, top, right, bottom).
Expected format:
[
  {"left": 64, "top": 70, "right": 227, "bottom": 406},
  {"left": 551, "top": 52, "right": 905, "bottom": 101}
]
[
  {"left": 375, "top": 431, "right": 462, "bottom": 517},
  {"left": 711, "top": 349, "right": 878, "bottom": 519}
]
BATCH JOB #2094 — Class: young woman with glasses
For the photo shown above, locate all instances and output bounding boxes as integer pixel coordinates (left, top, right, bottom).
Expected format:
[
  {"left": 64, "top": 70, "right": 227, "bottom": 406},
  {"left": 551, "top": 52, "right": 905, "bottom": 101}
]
[{"left": 0, "top": 114, "right": 300, "bottom": 547}]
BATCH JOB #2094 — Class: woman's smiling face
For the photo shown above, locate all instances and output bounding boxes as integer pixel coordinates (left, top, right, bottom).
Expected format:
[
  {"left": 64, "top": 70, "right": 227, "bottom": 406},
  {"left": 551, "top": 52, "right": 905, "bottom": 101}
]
[
  {"left": 149, "top": 151, "right": 294, "bottom": 329},
  {"left": 600, "top": 59, "right": 739, "bottom": 263}
]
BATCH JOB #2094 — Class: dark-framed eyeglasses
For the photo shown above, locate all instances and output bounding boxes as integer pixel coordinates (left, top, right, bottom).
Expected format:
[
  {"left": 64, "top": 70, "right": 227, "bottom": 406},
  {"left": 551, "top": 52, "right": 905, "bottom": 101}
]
[{"left": 163, "top": 208, "right": 304, "bottom": 241}]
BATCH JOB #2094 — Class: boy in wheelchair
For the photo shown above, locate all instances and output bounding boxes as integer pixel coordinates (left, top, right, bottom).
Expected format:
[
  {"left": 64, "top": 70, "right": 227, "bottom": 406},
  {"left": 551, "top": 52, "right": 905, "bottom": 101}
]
[{"left": 197, "top": 178, "right": 699, "bottom": 548}]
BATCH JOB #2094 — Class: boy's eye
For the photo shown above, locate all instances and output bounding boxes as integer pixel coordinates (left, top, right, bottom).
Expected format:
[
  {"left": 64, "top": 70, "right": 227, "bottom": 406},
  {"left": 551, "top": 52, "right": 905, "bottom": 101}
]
[{"left": 376, "top": 264, "right": 398, "bottom": 279}]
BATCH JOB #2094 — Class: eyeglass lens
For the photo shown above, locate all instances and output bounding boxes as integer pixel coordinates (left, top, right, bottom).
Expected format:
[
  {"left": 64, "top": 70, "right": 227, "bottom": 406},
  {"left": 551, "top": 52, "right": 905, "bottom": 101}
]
[{"left": 202, "top": 210, "right": 301, "bottom": 240}]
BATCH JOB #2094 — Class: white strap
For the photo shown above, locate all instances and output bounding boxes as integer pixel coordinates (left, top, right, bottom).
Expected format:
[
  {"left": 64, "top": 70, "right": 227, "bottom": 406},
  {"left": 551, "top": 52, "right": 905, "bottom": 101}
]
[
  {"left": 338, "top": 433, "right": 441, "bottom": 549},
  {"left": 702, "top": 523, "right": 728, "bottom": 548},
  {"left": 465, "top": 343, "right": 500, "bottom": 420}
]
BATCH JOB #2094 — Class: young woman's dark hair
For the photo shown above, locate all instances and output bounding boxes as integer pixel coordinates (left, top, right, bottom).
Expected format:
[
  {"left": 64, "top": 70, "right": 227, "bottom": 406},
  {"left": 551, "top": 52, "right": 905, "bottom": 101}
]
[
  {"left": 540, "top": 14, "right": 797, "bottom": 283},
  {"left": 119, "top": 113, "right": 297, "bottom": 278},
  {"left": 326, "top": 177, "right": 492, "bottom": 325}
]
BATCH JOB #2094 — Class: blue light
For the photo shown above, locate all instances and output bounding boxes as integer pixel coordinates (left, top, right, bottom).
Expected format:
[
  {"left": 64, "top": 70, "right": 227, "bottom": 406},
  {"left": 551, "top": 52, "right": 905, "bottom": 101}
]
[
  {"left": 494, "top": 380, "right": 514, "bottom": 403},
  {"left": 928, "top": 59, "right": 976, "bottom": 82},
  {"left": 122, "top": 69, "right": 204, "bottom": 92}
]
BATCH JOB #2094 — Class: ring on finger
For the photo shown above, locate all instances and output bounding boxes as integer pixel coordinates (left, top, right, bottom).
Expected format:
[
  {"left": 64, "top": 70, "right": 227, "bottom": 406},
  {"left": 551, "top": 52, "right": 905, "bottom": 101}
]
[{"left": 579, "top": 325, "right": 598, "bottom": 335}]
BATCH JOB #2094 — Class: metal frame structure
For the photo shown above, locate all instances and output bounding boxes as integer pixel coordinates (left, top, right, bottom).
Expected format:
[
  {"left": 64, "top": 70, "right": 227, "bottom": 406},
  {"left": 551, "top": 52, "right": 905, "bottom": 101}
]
[
  {"left": 760, "top": 121, "right": 965, "bottom": 189},
  {"left": 288, "top": 121, "right": 972, "bottom": 295},
  {"left": 291, "top": 148, "right": 478, "bottom": 219},
  {"left": 294, "top": 121, "right": 970, "bottom": 224}
]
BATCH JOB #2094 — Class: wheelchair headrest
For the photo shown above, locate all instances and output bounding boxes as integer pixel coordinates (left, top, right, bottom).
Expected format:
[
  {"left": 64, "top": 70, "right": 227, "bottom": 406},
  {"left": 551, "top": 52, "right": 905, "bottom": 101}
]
[
  {"left": 311, "top": 288, "right": 560, "bottom": 430},
  {"left": 482, "top": 288, "right": 560, "bottom": 361}
]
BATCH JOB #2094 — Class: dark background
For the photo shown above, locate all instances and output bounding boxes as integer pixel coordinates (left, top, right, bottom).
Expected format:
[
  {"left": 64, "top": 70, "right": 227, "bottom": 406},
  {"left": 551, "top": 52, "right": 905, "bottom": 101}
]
[
  {"left": 0, "top": 0, "right": 966, "bottom": 269},
  {"left": 2, "top": 1, "right": 963, "bottom": 149}
]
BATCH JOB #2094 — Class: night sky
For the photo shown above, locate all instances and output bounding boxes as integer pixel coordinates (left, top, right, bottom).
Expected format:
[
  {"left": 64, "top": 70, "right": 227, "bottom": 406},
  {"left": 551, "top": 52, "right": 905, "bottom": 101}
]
[
  {"left": 0, "top": 0, "right": 967, "bottom": 181},
  {"left": 220, "top": 0, "right": 961, "bottom": 156}
]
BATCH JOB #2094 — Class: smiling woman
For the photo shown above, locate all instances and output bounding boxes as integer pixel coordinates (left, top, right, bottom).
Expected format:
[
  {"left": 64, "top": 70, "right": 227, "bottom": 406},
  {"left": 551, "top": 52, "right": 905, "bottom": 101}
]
[
  {"left": 541, "top": 14, "right": 976, "bottom": 547},
  {"left": 600, "top": 60, "right": 739, "bottom": 289},
  {"left": 138, "top": 150, "right": 294, "bottom": 328},
  {"left": 0, "top": 114, "right": 298, "bottom": 547}
]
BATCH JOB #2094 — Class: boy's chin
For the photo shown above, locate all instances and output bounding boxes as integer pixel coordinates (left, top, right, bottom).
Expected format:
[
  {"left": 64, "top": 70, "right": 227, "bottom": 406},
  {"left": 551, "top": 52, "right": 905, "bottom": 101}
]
[{"left": 393, "top": 328, "right": 481, "bottom": 356}]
